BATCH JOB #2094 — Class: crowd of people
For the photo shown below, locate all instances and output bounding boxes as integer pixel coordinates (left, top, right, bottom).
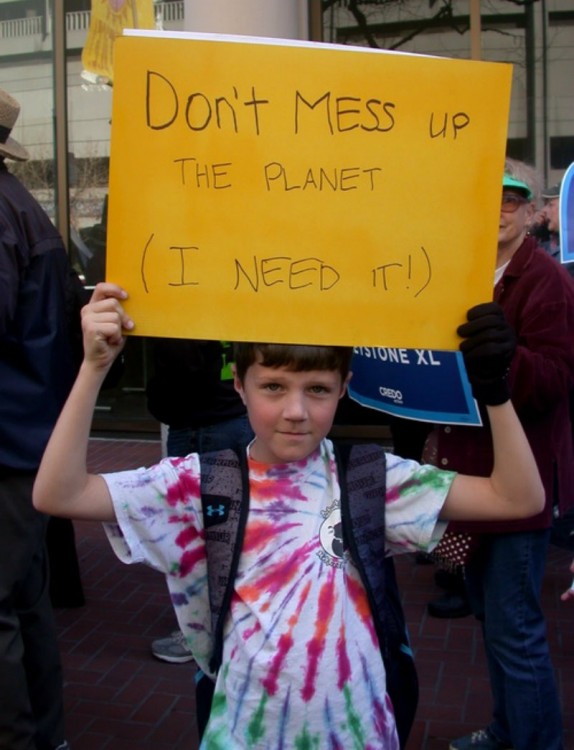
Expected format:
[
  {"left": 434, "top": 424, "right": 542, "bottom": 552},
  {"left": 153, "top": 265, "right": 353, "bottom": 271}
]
[{"left": 2, "top": 82, "right": 574, "bottom": 750}]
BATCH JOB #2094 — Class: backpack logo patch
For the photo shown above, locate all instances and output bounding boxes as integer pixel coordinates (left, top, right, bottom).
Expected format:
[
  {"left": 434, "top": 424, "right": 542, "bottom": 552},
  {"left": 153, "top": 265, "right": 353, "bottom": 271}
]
[{"left": 202, "top": 495, "right": 231, "bottom": 527}]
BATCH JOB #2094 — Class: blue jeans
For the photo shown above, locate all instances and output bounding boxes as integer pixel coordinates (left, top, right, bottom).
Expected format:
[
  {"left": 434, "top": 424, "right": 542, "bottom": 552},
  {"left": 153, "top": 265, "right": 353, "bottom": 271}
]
[
  {"left": 167, "top": 414, "right": 254, "bottom": 458},
  {"left": 465, "top": 529, "right": 563, "bottom": 750}
]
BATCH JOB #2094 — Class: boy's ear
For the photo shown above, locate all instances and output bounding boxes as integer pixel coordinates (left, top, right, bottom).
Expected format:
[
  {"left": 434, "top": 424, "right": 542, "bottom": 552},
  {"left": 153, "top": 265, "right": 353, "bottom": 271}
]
[
  {"left": 339, "top": 371, "right": 353, "bottom": 398},
  {"left": 232, "top": 365, "right": 247, "bottom": 405}
]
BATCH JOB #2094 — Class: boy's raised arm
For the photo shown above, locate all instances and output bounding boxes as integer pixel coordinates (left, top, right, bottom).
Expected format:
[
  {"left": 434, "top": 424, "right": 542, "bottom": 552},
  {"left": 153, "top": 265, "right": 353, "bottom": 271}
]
[
  {"left": 33, "top": 283, "right": 134, "bottom": 522},
  {"left": 439, "top": 302, "right": 545, "bottom": 522}
]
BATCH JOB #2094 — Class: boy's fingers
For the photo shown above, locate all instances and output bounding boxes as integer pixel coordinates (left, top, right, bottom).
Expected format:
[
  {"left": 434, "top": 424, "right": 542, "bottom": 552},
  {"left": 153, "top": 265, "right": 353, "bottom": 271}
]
[
  {"left": 95, "top": 323, "right": 125, "bottom": 347},
  {"left": 82, "top": 297, "right": 134, "bottom": 332},
  {"left": 85, "top": 313, "right": 132, "bottom": 341},
  {"left": 122, "top": 311, "right": 135, "bottom": 330},
  {"left": 89, "top": 281, "right": 128, "bottom": 304}
]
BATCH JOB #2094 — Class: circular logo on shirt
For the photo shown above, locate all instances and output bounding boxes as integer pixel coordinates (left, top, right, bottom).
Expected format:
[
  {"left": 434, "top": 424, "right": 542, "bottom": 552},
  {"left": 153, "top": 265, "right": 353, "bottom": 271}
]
[{"left": 318, "top": 503, "right": 346, "bottom": 568}]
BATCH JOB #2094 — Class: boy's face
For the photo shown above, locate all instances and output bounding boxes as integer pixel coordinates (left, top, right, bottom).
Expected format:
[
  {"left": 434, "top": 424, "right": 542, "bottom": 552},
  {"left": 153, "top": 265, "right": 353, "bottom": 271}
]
[{"left": 234, "top": 359, "right": 350, "bottom": 464}]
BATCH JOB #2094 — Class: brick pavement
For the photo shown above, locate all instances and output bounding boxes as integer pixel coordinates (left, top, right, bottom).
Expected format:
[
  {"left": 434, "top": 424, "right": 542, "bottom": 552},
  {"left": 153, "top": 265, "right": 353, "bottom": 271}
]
[{"left": 52, "top": 438, "right": 574, "bottom": 749}]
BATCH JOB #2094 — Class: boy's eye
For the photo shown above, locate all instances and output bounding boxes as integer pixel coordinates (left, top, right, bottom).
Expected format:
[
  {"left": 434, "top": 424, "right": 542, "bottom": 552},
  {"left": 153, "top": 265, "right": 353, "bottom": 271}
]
[
  {"left": 309, "top": 384, "right": 330, "bottom": 395},
  {"left": 263, "top": 382, "right": 282, "bottom": 392}
]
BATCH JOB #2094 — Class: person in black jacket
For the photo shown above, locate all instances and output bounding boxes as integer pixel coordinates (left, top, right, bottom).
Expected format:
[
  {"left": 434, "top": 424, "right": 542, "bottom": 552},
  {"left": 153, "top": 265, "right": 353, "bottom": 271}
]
[{"left": 0, "top": 87, "right": 75, "bottom": 750}]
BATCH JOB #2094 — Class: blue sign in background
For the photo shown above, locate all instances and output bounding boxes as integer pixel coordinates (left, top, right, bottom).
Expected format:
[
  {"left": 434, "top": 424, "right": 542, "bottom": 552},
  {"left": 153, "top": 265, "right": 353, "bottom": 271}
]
[
  {"left": 561, "top": 161, "right": 574, "bottom": 263},
  {"left": 348, "top": 347, "right": 481, "bottom": 426}
]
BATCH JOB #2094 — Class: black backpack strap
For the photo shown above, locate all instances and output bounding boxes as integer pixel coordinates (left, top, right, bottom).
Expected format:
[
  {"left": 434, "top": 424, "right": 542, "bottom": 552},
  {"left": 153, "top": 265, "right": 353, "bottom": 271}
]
[
  {"left": 379, "top": 555, "right": 419, "bottom": 750},
  {"left": 335, "top": 442, "right": 388, "bottom": 645},
  {"left": 199, "top": 447, "right": 250, "bottom": 674},
  {"left": 334, "top": 441, "right": 418, "bottom": 750}
]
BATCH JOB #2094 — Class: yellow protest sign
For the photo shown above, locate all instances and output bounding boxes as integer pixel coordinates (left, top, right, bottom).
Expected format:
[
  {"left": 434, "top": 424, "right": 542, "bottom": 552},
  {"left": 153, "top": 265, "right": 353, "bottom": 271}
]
[{"left": 107, "top": 31, "right": 512, "bottom": 348}]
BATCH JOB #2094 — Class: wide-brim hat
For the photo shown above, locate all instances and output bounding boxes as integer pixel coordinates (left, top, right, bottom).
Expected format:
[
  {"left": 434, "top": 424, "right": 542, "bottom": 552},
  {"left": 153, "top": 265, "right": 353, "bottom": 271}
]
[
  {"left": 542, "top": 182, "right": 561, "bottom": 199},
  {"left": 0, "top": 88, "right": 30, "bottom": 162}
]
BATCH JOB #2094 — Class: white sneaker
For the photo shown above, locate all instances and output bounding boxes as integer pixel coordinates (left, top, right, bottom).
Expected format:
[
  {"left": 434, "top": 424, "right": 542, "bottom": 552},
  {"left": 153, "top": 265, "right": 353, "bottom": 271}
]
[
  {"left": 151, "top": 630, "right": 195, "bottom": 664},
  {"left": 449, "top": 729, "right": 513, "bottom": 750}
]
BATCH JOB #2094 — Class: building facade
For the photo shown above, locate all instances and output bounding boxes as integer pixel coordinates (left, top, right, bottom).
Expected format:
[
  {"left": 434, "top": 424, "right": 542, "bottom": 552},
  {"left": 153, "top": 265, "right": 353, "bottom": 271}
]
[
  {"left": 324, "top": 0, "right": 574, "bottom": 184},
  {"left": 1, "top": 0, "right": 572, "bottom": 238}
]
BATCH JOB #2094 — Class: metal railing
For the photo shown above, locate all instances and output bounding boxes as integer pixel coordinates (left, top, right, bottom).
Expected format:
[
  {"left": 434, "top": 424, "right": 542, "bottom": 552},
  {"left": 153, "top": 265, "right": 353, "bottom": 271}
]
[
  {"left": 66, "top": 10, "right": 91, "bottom": 33},
  {"left": 0, "top": 14, "right": 43, "bottom": 39},
  {"left": 156, "top": 0, "right": 184, "bottom": 25}
]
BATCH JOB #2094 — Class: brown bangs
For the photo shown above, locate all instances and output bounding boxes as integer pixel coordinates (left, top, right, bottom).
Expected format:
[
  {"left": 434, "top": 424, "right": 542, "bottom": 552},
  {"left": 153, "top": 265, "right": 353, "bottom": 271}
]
[{"left": 234, "top": 343, "right": 353, "bottom": 382}]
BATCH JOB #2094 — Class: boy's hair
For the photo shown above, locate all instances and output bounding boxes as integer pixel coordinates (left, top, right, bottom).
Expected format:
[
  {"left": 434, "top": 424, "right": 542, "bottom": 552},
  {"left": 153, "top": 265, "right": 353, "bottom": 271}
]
[{"left": 233, "top": 343, "right": 353, "bottom": 383}]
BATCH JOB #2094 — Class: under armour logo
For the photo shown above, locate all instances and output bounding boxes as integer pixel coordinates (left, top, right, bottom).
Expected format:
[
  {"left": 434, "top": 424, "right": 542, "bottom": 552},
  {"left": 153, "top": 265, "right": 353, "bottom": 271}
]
[{"left": 206, "top": 504, "right": 226, "bottom": 517}]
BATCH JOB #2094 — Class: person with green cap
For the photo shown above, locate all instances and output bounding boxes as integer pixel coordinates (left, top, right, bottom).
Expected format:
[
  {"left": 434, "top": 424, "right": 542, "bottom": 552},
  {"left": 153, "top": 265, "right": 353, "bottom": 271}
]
[{"left": 425, "top": 158, "right": 574, "bottom": 750}]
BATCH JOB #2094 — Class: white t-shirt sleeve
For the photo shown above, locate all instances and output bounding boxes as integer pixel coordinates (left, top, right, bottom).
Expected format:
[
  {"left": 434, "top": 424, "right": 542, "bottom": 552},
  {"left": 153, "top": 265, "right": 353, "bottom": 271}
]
[
  {"left": 384, "top": 452, "right": 454, "bottom": 554},
  {"left": 101, "top": 453, "right": 204, "bottom": 573}
]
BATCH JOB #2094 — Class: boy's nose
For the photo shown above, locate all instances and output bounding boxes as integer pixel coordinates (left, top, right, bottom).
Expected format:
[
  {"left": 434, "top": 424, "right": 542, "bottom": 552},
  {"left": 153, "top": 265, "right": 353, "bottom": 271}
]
[{"left": 283, "top": 391, "right": 307, "bottom": 420}]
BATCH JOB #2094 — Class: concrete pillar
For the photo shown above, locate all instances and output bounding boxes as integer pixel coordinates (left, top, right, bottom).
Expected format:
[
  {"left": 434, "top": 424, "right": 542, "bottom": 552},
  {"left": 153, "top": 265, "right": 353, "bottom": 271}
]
[{"left": 183, "top": 0, "right": 309, "bottom": 41}]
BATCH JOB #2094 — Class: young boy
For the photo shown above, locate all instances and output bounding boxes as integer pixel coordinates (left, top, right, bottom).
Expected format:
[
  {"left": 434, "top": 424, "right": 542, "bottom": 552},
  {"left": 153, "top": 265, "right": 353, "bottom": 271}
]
[{"left": 34, "top": 283, "right": 544, "bottom": 750}]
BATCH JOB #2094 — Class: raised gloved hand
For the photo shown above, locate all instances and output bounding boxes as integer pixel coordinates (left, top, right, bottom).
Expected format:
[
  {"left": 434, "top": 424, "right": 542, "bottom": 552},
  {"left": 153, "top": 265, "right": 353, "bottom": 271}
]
[{"left": 458, "top": 302, "right": 516, "bottom": 405}]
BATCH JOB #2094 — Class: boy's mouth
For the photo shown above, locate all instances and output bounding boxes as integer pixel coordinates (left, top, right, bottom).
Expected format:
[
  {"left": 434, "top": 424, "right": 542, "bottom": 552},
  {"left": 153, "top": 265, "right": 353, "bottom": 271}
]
[{"left": 278, "top": 430, "right": 310, "bottom": 437}]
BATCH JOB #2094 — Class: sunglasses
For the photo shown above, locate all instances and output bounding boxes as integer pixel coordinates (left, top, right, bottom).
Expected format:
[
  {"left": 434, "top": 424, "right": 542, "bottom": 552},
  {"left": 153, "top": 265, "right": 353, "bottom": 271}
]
[{"left": 501, "top": 192, "right": 529, "bottom": 213}]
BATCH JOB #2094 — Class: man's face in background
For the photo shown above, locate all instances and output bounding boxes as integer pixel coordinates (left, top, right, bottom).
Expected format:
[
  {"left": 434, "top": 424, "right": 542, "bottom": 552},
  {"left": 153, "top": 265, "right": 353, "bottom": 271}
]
[{"left": 543, "top": 197, "right": 560, "bottom": 234}]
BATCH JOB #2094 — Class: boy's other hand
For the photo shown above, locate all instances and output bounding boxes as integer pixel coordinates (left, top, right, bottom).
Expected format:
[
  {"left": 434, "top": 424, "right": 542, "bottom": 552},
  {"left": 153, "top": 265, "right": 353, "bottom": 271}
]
[
  {"left": 81, "top": 282, "right": 134, "bottom": 371},
  {"left": 458, "top": 302, "right": 516, "bottom": 405}
]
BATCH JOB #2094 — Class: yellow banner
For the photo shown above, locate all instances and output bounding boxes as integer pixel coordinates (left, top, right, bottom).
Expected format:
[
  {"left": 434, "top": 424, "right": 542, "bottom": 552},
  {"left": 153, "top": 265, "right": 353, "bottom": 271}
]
[
  {"left": 107, "top": 31, "right": 512, "bottom": 349},
  {"left": 82, "top": 0, "right": 155, "bottom": 83}
]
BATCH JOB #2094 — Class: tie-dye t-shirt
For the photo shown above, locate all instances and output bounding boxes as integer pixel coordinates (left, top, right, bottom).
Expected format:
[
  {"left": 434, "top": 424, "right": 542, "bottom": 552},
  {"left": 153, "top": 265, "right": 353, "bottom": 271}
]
[{"left": 103, "top": 438, "right": 452, "bottom": 750}]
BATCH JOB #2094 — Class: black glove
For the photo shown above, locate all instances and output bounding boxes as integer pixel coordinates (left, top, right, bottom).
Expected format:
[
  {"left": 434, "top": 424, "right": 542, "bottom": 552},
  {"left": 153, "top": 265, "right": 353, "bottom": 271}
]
[{"left": 457, "top": 302, "right": 516, "bottom": 405}]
